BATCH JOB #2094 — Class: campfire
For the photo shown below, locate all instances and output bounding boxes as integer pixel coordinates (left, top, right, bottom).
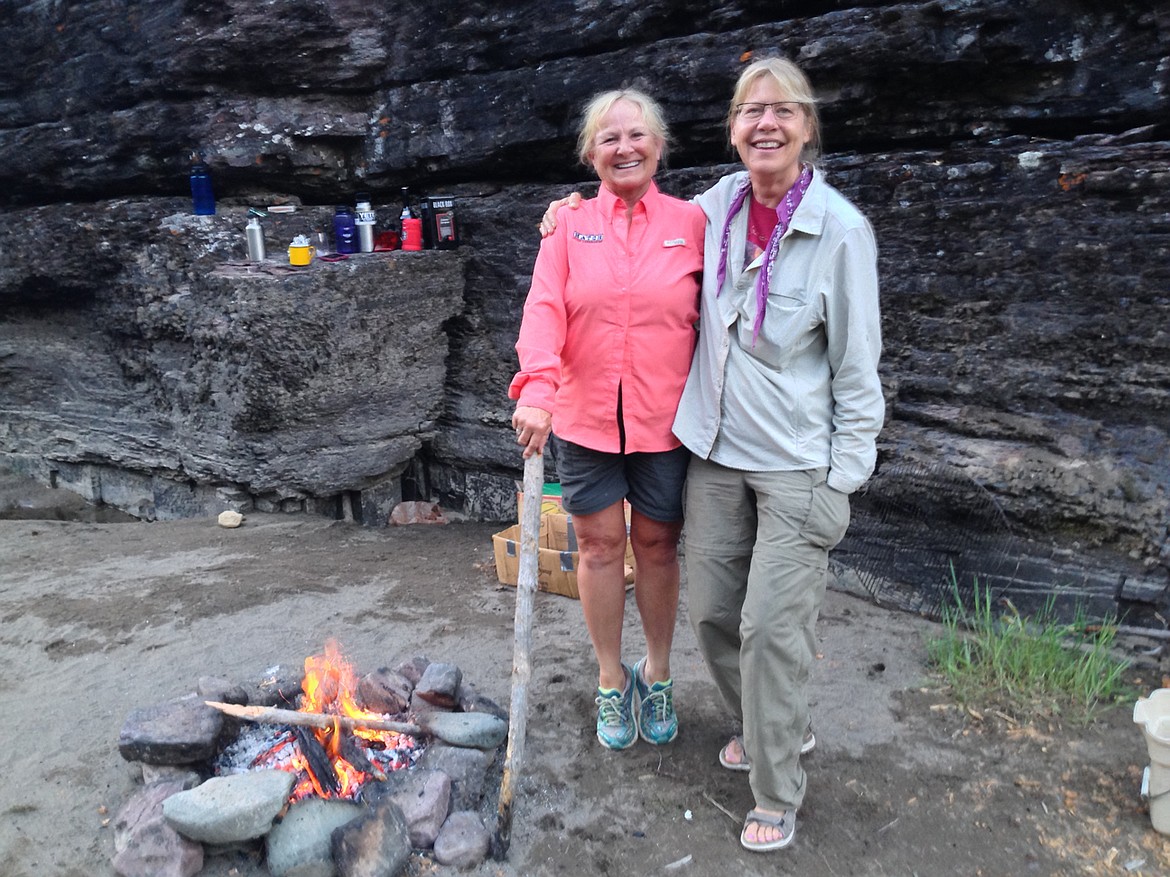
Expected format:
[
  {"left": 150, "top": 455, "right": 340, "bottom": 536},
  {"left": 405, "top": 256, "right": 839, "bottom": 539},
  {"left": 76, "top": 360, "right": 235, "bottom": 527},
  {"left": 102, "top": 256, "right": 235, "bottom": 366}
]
[
  {"left": 212, "top": 639, "right": 422, "bottom": 802},
  {"left": 115, "top": 640, "right": 511, "bottom": 875}
]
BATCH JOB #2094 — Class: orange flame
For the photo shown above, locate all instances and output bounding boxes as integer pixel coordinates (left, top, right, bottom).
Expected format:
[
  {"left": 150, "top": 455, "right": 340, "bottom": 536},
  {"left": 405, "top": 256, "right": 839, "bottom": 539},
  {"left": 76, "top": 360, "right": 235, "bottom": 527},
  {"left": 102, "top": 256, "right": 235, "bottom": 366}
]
[{"left": 284, "top": 638, "right": 411, "bottom": 801}]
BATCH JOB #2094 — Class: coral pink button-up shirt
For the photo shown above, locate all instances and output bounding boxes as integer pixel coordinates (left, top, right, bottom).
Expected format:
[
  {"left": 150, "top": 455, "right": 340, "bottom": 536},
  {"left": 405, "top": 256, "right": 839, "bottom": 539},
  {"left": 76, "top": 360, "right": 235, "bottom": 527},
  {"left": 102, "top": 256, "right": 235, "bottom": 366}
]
[{"left": 509, "top": 181, "right": 705, "bottom": 453}]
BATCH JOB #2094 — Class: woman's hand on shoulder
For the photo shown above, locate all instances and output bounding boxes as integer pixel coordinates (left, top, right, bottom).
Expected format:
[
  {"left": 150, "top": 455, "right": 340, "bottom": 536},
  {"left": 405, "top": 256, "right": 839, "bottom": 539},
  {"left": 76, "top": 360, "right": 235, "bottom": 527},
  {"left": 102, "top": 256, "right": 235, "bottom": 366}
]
[
  {"left": 512, "top": 406, "right": 553, "bottom": 458},
  {"left": 539, "top": 192, "right": 583, "bottom": 238}
]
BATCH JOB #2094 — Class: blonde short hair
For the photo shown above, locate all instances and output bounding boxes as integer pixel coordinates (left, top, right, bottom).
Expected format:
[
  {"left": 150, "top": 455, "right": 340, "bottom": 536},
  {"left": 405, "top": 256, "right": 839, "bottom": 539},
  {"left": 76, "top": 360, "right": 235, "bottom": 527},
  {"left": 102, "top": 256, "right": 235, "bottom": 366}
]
[
  {"left": 576, "top": 89, "right": 670, "bottom": 166},
  {"left": 728, "top": 57, "right": 822, "bottom": 164}
]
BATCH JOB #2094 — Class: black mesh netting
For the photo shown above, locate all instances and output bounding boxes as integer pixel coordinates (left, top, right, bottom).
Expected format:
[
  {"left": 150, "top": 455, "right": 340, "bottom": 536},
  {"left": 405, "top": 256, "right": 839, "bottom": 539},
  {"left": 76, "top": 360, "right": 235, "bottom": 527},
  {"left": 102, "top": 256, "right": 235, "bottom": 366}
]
[{"left": 833, "top": 462, "right": 1020, "bottom": 620}]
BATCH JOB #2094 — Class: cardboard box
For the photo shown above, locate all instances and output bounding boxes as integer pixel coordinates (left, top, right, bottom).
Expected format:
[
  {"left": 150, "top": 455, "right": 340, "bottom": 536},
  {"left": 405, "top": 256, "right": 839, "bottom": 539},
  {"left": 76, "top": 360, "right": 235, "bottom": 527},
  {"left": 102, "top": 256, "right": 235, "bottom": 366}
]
[
  {"left": 492, "top": 518, "right": 635, "bottom": 600},
  {"left": 492, "top": 523, "right": 582, "bottom": 599},
  {"left": 504, "top": 484, "right": 635, "bottom": 597}
]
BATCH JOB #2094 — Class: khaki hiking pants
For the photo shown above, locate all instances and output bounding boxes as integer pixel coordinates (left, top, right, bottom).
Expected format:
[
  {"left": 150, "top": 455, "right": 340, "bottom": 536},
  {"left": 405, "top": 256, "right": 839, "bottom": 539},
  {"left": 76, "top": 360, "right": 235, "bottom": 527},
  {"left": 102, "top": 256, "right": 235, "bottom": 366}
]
[{"left": 684, "top": 456, "right": 849, "bottom": 812}]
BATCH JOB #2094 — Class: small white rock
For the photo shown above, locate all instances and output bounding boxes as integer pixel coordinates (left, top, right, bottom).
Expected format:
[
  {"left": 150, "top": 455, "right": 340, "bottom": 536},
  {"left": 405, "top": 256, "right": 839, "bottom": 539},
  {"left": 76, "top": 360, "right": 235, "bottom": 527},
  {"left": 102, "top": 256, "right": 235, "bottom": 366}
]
[{"left": 217, "top": 510, "right": 244, "bottom": 528}]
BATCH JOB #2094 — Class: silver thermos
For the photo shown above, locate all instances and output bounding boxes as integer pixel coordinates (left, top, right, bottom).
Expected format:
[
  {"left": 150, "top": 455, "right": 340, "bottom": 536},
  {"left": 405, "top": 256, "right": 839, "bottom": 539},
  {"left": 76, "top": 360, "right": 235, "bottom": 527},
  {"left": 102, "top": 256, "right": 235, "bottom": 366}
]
[
  {"left": 245, "top": 216, "right": 265, "bottom": 262},
  {"left": 355, "top": 193, "right": 376, "bottom": 253}
]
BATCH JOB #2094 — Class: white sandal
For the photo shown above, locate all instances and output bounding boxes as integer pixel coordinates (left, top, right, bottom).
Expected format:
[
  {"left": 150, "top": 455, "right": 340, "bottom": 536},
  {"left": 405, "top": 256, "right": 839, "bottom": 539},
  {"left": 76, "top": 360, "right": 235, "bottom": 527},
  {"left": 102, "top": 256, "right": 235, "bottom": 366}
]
[
  {"left": 718, "top": 735, "right": 750, "bottom": 771},
  {"left": 740, "top": 808, "right": 796, "bottom": 852},
  {"left": 719, "top": 724, "right": 816, "bottom": 772}
]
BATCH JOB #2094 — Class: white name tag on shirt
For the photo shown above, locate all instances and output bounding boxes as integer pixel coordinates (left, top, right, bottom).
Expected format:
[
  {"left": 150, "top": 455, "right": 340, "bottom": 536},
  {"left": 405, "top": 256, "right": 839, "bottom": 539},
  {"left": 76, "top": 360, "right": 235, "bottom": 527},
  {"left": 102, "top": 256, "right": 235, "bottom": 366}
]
[{"left": 663, "top": 238, "right": 686, "bottom": 247}]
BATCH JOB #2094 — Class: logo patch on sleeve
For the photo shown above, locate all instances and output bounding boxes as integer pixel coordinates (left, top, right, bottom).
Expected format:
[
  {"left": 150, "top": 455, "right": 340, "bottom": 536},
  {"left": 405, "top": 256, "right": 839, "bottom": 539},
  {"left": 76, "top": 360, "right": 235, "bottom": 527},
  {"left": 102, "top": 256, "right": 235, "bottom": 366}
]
[
  {"left": 572, "top": 231, "right": 605, "bottom": 242},
  {"left": 663, "top": 238, "right": 686, "bottom": 247}
]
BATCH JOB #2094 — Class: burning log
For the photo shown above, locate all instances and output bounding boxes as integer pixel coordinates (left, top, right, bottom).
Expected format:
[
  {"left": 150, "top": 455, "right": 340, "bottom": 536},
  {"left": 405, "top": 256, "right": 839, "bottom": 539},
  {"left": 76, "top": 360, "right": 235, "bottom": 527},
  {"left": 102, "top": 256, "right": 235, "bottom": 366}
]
[
  {"left": 338, "top": 731, "right": 381, "bottom": 780},
  {"left": 293, "top": 726, "right": 341, "bottom": 797}
]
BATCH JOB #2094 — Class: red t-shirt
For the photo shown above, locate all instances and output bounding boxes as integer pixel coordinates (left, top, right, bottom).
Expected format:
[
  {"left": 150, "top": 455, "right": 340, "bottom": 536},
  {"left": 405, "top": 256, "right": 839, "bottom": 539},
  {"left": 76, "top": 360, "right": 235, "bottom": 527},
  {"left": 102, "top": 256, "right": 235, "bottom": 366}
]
[{"left": 747, "top": 194, "right": 779, "bottom": 261}]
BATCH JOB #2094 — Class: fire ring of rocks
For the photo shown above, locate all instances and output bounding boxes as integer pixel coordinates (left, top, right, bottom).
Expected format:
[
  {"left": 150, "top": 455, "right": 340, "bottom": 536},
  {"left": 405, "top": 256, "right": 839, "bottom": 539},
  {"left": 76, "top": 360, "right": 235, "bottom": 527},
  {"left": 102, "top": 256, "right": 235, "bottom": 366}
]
[{"left": 114, "top": 641, "right": 510, "bottom": 876}]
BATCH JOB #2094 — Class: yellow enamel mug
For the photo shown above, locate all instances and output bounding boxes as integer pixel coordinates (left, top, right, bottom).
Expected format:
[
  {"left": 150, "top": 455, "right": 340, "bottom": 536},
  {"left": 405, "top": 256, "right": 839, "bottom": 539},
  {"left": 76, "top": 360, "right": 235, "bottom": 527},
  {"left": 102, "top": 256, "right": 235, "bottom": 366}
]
[{"left": 288, "top": 235, "right": 316, "bottom": 266}]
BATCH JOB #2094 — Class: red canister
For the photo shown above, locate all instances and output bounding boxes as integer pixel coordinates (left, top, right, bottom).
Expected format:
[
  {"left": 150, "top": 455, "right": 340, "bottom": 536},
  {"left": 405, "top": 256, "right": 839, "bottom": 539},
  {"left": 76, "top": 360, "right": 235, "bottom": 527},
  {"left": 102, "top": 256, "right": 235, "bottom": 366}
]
[{"left": 401, "top": 217, "right": 423, "bottom": 251}]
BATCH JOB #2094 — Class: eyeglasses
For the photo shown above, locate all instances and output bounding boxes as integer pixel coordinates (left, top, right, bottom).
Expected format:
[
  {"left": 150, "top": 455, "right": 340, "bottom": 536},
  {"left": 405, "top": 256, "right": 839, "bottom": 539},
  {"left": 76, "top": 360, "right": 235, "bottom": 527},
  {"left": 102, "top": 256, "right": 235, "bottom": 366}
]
[{"left": 735, "top": 102, "right": 803, "bottom": 123}]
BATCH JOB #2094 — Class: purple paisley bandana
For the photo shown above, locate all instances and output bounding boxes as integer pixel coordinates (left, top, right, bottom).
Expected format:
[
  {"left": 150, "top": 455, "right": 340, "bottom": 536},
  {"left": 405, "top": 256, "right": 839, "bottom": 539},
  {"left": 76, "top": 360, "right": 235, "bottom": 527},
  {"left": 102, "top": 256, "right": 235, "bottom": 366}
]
[{"left": 715, "top": 164, "right": 814, "bottom": 344}]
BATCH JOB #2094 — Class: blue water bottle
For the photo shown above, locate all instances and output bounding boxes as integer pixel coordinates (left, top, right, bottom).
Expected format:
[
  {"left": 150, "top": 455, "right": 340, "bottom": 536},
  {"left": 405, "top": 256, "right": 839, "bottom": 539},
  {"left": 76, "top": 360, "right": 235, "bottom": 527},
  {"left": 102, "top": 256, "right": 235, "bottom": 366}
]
[
  {"left": 332, "top": 206, "right": 357, "bottom": 254},
  {"left": 189, "top": 155, "right": 215, "bottom": 215}
]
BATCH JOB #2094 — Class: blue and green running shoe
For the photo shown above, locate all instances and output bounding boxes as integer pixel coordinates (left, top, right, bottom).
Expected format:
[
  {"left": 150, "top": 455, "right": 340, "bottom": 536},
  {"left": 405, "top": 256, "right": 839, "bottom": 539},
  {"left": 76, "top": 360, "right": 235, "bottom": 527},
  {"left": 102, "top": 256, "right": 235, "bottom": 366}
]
[
  {"left": 595, "top": 663, "right": 638, "bottom": 750},
  {"left": 633, "top": 656, "right": 678, "bottom": 745}
]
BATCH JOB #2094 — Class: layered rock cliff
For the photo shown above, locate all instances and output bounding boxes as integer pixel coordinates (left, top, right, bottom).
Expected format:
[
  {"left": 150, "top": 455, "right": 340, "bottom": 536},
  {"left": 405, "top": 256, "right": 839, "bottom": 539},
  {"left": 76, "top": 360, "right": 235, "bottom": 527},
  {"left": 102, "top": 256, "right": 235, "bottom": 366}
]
[{"left": 1, "top": 1, "right": 1167, "bottom": 618}]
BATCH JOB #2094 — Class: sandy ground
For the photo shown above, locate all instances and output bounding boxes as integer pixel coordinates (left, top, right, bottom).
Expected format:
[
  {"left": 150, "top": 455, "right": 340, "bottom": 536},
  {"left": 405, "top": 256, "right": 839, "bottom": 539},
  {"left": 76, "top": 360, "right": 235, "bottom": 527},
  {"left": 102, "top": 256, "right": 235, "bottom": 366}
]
[{"left": 2, "top": 477, "right": 1169, "bottom": 876}]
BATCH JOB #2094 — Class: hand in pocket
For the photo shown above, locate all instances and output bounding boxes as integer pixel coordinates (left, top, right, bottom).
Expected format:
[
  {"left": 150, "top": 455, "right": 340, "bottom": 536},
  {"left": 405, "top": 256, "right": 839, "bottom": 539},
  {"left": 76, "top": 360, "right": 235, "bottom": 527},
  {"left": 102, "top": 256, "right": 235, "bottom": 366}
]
[{"left": 799, "top": 481, "right": 850, "bottom": 550}]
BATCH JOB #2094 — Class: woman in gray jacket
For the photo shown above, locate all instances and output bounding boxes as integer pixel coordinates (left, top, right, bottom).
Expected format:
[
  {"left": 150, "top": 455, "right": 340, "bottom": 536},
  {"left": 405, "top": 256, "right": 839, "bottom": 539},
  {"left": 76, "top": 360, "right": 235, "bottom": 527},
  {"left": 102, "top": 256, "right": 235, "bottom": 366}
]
[{"left": 672, "top": 56, "right": 883, "bottom": 853}]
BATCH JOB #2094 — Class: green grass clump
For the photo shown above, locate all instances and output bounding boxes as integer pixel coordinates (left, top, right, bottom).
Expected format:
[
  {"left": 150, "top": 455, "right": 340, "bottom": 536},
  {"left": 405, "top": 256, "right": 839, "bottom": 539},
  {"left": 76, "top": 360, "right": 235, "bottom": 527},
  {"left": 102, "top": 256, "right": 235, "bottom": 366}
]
[{"left": 926, "top": 574, "right": 1133, "bottom": 724}]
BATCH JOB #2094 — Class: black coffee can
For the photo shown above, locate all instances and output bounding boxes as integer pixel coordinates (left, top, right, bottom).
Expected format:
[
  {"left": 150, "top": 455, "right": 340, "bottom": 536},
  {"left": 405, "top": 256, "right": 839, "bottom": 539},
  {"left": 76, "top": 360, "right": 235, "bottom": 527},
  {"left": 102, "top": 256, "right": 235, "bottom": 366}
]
[{"left": 420, "top": 195, "right": 459, "bottom": 250}]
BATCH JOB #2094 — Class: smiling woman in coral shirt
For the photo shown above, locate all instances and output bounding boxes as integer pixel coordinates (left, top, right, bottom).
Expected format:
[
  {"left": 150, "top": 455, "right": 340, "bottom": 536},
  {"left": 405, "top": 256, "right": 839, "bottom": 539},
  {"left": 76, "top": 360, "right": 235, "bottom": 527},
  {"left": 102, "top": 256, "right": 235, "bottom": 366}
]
[{"left": 509, "top": 89, "right": 705, "bottom": 753}]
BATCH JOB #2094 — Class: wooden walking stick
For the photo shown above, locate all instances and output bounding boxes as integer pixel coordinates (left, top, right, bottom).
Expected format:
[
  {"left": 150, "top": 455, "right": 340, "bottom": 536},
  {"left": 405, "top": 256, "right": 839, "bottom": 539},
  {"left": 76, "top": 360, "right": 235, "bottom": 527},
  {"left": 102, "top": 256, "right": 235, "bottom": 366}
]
[{"left": 491, "top": 450, "right": 543, "bottom": 859}]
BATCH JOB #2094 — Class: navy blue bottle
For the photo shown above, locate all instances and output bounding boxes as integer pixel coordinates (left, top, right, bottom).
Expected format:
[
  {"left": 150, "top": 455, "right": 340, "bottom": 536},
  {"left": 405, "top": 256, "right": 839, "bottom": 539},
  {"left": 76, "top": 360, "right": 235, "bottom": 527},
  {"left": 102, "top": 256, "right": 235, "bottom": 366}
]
[
  {"left": 189, "top": 157, "right": 215, "bottom": 215},
  {"left": 332, "top": 206, "right": 357, "bottom": 254},
  {"left": 188, "top": 156, "right": 216, "bottom": 215}
]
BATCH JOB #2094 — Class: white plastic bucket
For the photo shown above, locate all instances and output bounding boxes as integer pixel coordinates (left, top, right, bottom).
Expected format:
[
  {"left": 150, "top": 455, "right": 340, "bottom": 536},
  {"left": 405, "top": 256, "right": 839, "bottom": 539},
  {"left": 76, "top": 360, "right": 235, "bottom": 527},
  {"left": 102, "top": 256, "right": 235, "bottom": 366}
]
[{"left": 1133, "top": 689, "right": 1170, "bottom": 833}]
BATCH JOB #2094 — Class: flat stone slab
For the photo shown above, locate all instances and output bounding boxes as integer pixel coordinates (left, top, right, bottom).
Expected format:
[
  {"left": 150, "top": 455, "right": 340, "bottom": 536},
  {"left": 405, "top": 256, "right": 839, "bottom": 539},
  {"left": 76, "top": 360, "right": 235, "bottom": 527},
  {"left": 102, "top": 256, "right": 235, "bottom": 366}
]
[
  {"left": 266, "top": 798, "right": 364, "bottom": 877},
  {"left": 112, "top": 781, "right": 203, "bottom": 877},
  {"left": 118, "top": 696, "right": 225, "bottom": 765},
  {"left": 363, "top": 768, "right": 451, "bottom": 848},
  {"left": 332, "top": 799, "right": 412, "bottom": 877},
  {"left": 162, "top": 770, "right": 295, "bottom": 844},
  {"left": 433, "top": 811, "right": 490, "bottom": 869}
]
